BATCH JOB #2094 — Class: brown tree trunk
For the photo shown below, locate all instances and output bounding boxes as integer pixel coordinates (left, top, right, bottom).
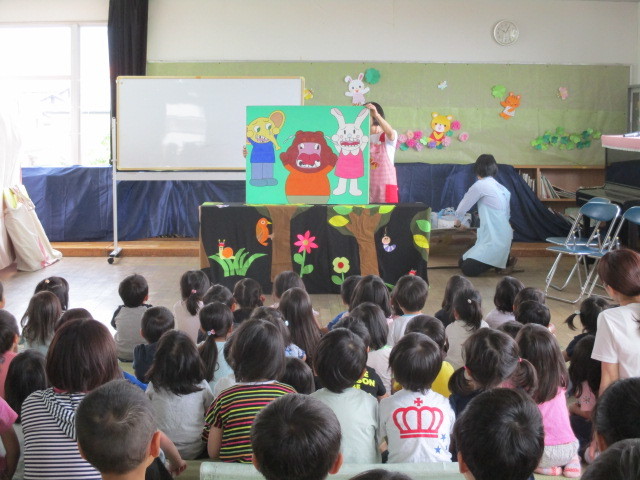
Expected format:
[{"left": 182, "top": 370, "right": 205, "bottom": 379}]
[
  {"left": 267, "top": 205, "right": 298, "bottom": 282},
  {"left": 346, "top": 210, "right": 382, "bottom": 276}
]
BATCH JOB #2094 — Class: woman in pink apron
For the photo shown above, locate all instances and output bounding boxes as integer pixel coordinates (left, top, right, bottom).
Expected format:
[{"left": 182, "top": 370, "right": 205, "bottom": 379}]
[{"left": 366, "top": 102, "right": 398, "bottom": 204}]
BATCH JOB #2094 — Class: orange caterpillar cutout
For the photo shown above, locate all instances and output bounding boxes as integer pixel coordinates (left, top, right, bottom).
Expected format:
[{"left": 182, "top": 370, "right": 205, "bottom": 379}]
[{"left": 500, "top": 92, "right": 521, "bottom": 119}]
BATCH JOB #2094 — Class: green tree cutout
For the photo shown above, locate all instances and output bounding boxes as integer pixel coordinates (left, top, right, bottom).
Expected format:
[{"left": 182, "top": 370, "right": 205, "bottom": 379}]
[
  {"left": 327, "top": 205, "right": 395, "bottom": 277},
  {"left": 409, "top": 210, "right": 432, "bottom": 262}
]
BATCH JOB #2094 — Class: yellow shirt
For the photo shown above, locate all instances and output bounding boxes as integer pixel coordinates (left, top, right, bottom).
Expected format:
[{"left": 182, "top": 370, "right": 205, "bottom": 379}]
[{"left": 392, "top": 361, "right": 455, "bottom": 398}]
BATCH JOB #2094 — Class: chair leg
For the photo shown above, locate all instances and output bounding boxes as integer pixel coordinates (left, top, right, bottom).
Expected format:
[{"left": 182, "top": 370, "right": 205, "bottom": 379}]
[
  {"left": 545, "top": 255, "right": 590, "bottom": 304},
  {"left": 546, "top": 255, "right": 580, "bottom": 292}
]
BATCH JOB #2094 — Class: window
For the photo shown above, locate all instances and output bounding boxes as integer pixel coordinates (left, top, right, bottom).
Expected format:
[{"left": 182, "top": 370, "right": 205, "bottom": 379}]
[{"left": 0, "top": 24, "right": 110, "bottom": 166}]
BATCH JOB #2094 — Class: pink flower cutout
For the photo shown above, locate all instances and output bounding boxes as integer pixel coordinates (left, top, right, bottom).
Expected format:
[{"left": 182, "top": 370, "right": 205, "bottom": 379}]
[
  {"left": 413, "top": 130, "right": 423, "bottom": 140},
  {"left": 398, "top": 134, "right": 408, "bottom": 144},
  {"left": 406, "top": 130, "right": 415, "bottom": 140},
  {"left": 294, "top": 231, "right": 318, "bottom": 254},
  {"left": 406, "top": 138, "right": 417, "bottom": 148},
  {"left": 415, "top": 142, "right": 424, "bottom": 152},
  {"left": 458, "top": 132, "right": 469, "bottom": 142},
  {"left": 442, "top": 136, "right": 452, "bottom": 147},
  {"left": 450, "top": 120, "right": 461, "bottom": 131}
]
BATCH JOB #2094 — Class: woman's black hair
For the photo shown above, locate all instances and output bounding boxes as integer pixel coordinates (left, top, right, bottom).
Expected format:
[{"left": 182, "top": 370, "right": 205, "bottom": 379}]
[
  {"left": 516, "top": 324, "right": 567, "bottom": 404},
  {"left": 34, "top": 276, "right": 69, "bottom": 311},
  {"left": 347, "top": 302, "right": 388, "bottom": 351},
  {"left": 198, "top": 302, "right": 234, "bottom": 383},
  {"left": 203, "top": 284, "right": 235, "bottom": 309},
  {"left": 449, "top": 328, "right": 537, "bottom": 397},
  {"left": 350, "top": 275, "right": 393, "bottom": 318},
  {"left": 493, "top": 276, "right": 525, "bottom": 313},
  {"left": 474, "top": 154, "right": 498, "bottom": 178},
  {"left": 0, "top": 310, "right": 19, "bottom": 353},
  {"left": 282, "top": 357, "right": 315, "bottom": 395},
  {"left": 452, "top": 287, "right": 483, "bottom": 331},
  {"left": 568, "top": 335, "right": 600, "bottom": 400},
  {"left": 406, "top": 314, "right": 449, "bottom": 359},
  {"left": 233, "top": 277, "right": 263, "bottom": 311},
  {"left": 365, "top": 102, "right": 385, "bottom": 126},
  {"left": 179, "top": 270, "right": 210, "bottom": 316},
  {"left": 230, "top": 318, "right": 286, "bottom": 382},
  {"left": 565, "top": 296, "right": 611, "bottom": 333},
  {"left": 273, "top": 271, "right": 305, "bottom": 300},
  {"left": 146, "top": 330, "right": 205, "bottom": 395},
  {"left": 390, "top": 333, "right": 441, "bottom": 393},
  {"left": 21, "top": 291, "right": 62, "bottom": 345},
  {"left": 4, "top": 350, "right": 47, "bottom": 423}
]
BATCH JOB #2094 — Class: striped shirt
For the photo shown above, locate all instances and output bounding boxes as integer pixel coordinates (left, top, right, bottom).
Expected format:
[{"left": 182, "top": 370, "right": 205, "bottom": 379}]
[
  {"left": 22, "top": 389, "right": 100, "bottom": 480},
  {"left": 202, "top": 381, "right": 295, "bottom": 463}
]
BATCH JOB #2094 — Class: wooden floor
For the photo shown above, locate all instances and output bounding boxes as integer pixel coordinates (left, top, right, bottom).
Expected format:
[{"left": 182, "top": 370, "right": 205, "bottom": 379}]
[{"left": 0, "top": 251, "right": 590, "bottom": 351}]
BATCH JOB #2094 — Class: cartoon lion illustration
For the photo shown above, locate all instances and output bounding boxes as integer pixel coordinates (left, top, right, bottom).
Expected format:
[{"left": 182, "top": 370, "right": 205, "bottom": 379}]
[
  {"left": 429, "top": 112, "right": 453, "bottom": 146},
  {"left": 280, "top": 131, "right": 338, "bottom": 204}
]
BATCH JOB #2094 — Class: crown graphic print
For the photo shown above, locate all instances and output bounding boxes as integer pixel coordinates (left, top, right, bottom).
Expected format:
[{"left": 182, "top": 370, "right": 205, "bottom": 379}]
[{"left": 392, "top": 398, "right": 444, "bottom": 439}]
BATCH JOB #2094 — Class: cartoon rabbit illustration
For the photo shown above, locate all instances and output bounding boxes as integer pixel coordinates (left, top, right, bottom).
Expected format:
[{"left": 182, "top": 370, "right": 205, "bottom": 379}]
[
  {"left": 344, "top": 74, "right": 370, "bottom": 106},
  {"left": 330, "top": 107, "right": 369, "bottom": 197}
]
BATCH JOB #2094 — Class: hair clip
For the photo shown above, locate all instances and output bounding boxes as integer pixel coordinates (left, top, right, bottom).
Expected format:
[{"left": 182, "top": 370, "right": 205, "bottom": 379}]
[
  {"left": 45, "top": 278, "right": 50, "bottom": 284},
  {"left": 207, "top": 329, "right": 216, "bottom": 336},
  {"left": 467, "top": 298, "right": 472, "bottom": 304},
  {"left": 191, "top": 289, "right": 197, "bottom": 294},
  {"left": 284, "top": 320, "right": 289, "bottom": 327}
]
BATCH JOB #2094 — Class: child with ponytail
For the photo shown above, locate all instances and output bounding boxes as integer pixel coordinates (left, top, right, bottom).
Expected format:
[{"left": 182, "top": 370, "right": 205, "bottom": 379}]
[
  {"left": 198, "top": 302, "right": 234, "bottom": 391},
  {"left": 174, "top": 270, "right": 210, "bottom": 344},
  {"left": 444, "top": 287, "right": 488, "bottom": 369}
]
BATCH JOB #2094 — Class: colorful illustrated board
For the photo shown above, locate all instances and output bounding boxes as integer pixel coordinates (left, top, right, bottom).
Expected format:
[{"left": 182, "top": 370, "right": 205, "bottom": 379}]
[
  {"left": 201, "top": 203, "right": 431, "bottom": 294},
  {"left": 246, "top": 106, "right": 370, "bottom": 205}
]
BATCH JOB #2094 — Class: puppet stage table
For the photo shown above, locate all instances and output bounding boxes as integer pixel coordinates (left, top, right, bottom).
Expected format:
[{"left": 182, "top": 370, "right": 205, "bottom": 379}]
[{"left": 199, "top": 203, "right": 431, "bottom": 294}]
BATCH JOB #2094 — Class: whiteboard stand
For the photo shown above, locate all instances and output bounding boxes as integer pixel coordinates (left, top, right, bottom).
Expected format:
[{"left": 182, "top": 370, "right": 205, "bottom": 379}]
[{"left": 108, "top": 121, "right": 246, "bottom": 263}]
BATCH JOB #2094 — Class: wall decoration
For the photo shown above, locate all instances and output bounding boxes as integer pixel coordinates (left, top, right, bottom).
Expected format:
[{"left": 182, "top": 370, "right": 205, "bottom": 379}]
[
  {"left": 208, "top": 241, "right": 267, "bottom": 278},
  {"left": 293, "top": 230, "right": 318, "bottom": 277},
  {"left": 492, "top": 85, "right": 507, "bottom": 99},
  {"left": 344, "top": 73, "right": 370, "bottom": 105},
  {"left": 558, "top": 87, "right": 569, "bottom": 100},
  {"left": 364, "top": 68, "right": 381, "bottom": 85},
  {"left": 331, "top": 257, "right": 351, "bottom": 285},
  {"left": 438, "top": 81, "right": 448, "bottom": 90},
  {"left": 458, "top": 132, "right": 470, "bottom": 142},
  {"left": 427, "top": 114, "right": 462, "bottom": 149},
  {"left": 530, "top": 127, "right": 601, "bottom": 151},
  {"left": 304, "top": 88, "right": 314, "bottom": 100},
  {"left": 246, "top": 106, "right": 370, "bottom": 205},
  {"left": 499, "top": 92, "right": 521, "bottom": 119}
]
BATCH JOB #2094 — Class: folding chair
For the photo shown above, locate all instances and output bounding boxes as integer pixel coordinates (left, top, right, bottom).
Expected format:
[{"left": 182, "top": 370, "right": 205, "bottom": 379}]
[
  {"left": 544, "top": 202, "right": 620, "bottom": 304},
  {"left": 585, "top": 205, "right": 640, "bottom": 297},
  {"left": 545, "top": 197, "right": 610, "bottom": 246}
]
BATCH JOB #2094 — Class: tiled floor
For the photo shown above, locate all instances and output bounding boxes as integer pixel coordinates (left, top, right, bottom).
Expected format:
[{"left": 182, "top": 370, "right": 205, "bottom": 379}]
[{"left": 0, "top": 254, "right": 592, "bottom": 349}]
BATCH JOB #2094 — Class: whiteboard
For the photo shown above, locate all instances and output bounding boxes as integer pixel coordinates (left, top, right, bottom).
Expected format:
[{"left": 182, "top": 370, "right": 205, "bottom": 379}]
[{"left": 116, "top": 77, "right": 304, "bottom": 171}]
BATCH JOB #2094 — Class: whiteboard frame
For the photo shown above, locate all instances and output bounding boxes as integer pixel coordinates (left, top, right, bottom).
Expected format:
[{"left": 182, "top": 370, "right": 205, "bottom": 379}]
[{"left": 115, "top": 76, "right": 305, "bottom": 172}]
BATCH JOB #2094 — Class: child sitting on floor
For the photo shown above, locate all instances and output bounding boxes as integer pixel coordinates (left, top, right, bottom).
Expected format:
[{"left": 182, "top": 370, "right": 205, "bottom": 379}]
[
  {"left": 198, "top": 302, "right": 234, "bottom": 391},
  {"left": 174, "top": 270, "right": 210, "bottom": 343},
  {"left": 133, "top": 307, "right": 175, "bottom": 383},
  {"left": 387, "top": 275, "right": 429, "bottom": 346},
  {"left": 0, "top": 311, "right": 20, "bottom": 399},
  {"left": 484, "top": 276, "right": 524, "bottom": 328},
  {"left": 111, "top": 274, "right": 151, "bottom": 361}
]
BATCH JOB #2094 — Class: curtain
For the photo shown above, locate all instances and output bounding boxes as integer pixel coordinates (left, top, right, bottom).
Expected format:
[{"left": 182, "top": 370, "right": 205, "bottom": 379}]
[
  {"left": 0, "top": 94, "right": 21, "bottom": 269},
  {"left": 108, "top": 0, "right": 149, "bottom": 117}
]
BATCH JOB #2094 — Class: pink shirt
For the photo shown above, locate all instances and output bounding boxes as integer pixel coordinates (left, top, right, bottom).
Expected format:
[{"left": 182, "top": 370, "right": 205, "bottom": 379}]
[
  {"left": 538, "top": 388, "right": 577, "bottom": 446},
  {"left": 0, "top": 351, "right": 17, "bottom": 399}
]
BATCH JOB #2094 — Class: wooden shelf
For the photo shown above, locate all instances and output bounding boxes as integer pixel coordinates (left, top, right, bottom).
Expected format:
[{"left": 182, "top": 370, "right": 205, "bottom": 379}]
[{"left": 514, "top": 165, "right": 605, "bottom": 212}]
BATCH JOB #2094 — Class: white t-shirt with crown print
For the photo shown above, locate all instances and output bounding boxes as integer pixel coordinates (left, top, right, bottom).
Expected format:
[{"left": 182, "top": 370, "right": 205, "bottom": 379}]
[{"left": 379, "top": 388, "right": 455, "bottom": 463}]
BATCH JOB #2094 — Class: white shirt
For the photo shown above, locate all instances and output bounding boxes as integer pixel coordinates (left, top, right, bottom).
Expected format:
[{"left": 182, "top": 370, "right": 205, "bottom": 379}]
[
  {"left": 173, "top": 299, "right": 203, "bottom": 344},
  {"left": 146, "top": 380, "right": 214, "bottom": 460},
  {"left": 484, "top": 308, "right": 515, "bottom": 329},
  {"left": 367, "top": 346, "right": 392, "bottom": 393},
  {"left": 592, "top": 303, "right": 640, "bottom": 379},
  {"left": 387, "top": 314, "right": 419, "bottom": 347},
  {"left": 311, "top": 388, "right": 380, "bottom": 464},
  {"left": 445, "top": 320, "right": 489, "bottom": 370},
  {"left": 379, "top": 389, "right": 454, "bottom": 463},
  {"left": 455, "top": 177, "right": 511, "bottom": 218}
]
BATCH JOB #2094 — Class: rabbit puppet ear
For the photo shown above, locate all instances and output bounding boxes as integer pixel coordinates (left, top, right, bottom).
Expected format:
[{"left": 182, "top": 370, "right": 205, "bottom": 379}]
[
  {"left": 354, "top": 108, "right": 369, "bottom": 128},
  {"left": 344, "top": 76, "right": 353, "bottom": 83},
  {"left": 330, "top": 108, "right": 346, "bottom": 127},
  {"left": 358, "top": 73, "right": 364, "bottom": 81}
]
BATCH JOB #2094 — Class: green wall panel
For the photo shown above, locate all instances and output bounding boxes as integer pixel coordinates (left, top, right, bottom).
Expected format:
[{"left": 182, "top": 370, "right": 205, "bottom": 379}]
[{"left": 147, "top": 62, "right": 629, "bottom": 166}]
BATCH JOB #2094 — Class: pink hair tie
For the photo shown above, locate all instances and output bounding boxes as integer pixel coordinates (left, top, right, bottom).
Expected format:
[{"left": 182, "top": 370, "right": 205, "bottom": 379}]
[
  {"left": 207, "top": 329, "right": 216, "bottom": 336},
  {"left": 518, "top": 357, "right": 522, "bottom": 363},
  {"left": 191, "top": 289, "right": 197, "bottom": 294}
]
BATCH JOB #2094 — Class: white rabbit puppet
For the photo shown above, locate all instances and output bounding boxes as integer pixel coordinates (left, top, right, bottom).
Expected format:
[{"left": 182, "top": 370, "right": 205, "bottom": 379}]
[
  {"left": 344, "top": 73, "right": 370, "bottom": 106},
  {"left": 331, "top": 107, "right": 369, "bottom": 197}
]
